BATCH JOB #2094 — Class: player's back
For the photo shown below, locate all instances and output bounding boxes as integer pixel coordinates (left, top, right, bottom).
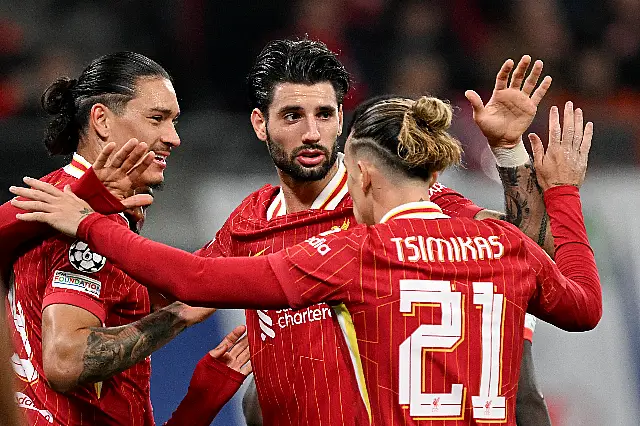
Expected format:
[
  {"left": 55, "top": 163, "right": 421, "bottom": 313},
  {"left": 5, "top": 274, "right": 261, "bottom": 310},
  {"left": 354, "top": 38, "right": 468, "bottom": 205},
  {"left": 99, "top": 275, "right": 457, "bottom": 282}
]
[{"left": 349, "top": 213, "right": 537, "bottom": 425}]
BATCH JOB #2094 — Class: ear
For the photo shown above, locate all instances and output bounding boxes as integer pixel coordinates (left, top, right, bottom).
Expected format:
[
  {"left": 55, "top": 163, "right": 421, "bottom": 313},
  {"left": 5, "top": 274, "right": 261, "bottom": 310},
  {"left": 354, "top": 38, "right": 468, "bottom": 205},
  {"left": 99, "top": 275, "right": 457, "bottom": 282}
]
[
  {"left": 357, "top": 160, "right": 372, "bottom": 195},
  {"left": 427, "top": 171, "right": 439, "bottom": 188},
  {"left": 89, "top": 103, "right": 111, "bottom": 140},
  {"left": 251, "top": 108, "right": 268, "bottom": 142},
  {"left": 337, "top": 104, "right": 344, "bottom": 136}
]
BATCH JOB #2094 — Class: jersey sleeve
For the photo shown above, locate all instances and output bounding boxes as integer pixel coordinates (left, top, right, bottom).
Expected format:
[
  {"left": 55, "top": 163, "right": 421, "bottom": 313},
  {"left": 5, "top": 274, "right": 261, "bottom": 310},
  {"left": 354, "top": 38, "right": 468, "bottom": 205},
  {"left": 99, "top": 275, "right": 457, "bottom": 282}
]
[
  {"left": 267, "top": 228, "right": 363, "bottom": 309},
  {"left": 522, "top": 186, "right": 602, "bottom": 331},
  {"left": 76, "top": 213, "right": 361, "bottom": 311},
  {"left": 42, "top": 216, "right": 133, "bottom": 324},
  {"left": 429, "top": 182, "right": 484, "bottom": 218},
  {"left": 163, "top": 354, "right": 246, "bottom": 426}
]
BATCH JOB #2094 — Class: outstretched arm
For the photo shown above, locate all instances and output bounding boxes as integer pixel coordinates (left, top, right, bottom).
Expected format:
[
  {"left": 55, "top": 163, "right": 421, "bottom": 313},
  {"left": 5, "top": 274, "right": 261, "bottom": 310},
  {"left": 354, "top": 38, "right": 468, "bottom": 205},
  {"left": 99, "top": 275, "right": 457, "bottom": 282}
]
[
  {"left": 466, "top": 55, "right": 554, "bottom": 254},
  {"left": 41, "top": 302, "right": 214, "bottom": 393}
]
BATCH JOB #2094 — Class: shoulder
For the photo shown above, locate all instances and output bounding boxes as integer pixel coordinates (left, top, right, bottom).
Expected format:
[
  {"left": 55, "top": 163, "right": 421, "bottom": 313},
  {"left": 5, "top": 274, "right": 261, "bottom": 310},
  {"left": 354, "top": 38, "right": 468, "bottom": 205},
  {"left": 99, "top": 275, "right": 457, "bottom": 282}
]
[{"left": 228, "top": 184, "right": 279, "bottom": 222}]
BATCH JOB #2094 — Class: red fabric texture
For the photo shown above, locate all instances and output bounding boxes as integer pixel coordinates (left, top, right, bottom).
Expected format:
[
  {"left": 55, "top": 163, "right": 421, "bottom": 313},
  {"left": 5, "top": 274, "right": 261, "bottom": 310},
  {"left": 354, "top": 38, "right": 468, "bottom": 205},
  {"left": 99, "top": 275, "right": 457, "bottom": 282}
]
[{"left": 164, "top": 355, "right": 246, "bottom": 426}]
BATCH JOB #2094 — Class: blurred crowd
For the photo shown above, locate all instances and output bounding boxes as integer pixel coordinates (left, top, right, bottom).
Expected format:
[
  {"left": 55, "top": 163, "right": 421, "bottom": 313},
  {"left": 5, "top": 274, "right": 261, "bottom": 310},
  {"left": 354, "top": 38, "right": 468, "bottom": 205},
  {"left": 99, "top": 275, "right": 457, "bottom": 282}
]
[{"left": 1, "top": 0, "right": 639, "bottom": 168}]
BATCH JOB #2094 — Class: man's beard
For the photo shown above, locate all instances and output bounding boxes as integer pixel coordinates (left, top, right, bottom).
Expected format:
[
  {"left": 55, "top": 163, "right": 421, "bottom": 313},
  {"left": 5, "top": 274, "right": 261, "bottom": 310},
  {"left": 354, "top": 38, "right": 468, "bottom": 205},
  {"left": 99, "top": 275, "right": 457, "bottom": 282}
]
[{"left": 266, "top": 132, "right": 339, "bottom": 182}]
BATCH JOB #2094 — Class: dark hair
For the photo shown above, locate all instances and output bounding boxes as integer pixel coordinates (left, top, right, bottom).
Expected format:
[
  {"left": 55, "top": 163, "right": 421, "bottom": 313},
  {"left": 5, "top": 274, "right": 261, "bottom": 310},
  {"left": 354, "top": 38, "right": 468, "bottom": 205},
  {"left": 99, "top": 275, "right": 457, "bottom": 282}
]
[
  {"left": 348, "top": 96, "right": 461, "bottom": 179},
  {"left": 41, "top": 51, "right": 171, "bottom": 155},
  {"left": 247, "top": 38, "right": 350, "bottom": 114}
]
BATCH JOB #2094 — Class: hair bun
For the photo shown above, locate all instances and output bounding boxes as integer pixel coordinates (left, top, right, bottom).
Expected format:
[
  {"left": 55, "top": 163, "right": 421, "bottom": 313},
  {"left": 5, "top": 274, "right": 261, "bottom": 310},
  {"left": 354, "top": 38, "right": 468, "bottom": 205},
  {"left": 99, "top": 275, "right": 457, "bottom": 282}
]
[
  {"left": 41, "top": 78, "right": 77, "bottom": 115},
  {"left": 410, "top": 96, "right": 452, "bottom": 132}
]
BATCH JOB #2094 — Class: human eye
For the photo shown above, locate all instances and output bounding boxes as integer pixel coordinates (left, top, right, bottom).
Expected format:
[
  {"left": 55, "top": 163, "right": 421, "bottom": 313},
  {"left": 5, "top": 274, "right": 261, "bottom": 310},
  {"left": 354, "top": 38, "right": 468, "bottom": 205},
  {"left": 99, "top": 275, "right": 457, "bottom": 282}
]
[
  {"left": 283, "top": 112, "right": 301, "bottom": 121},
  {"left": 318, "top": 110, "right": 334, "bottom": 119},
  {"left": 150, "top": 115, "right": 163, "bottom": 123}
]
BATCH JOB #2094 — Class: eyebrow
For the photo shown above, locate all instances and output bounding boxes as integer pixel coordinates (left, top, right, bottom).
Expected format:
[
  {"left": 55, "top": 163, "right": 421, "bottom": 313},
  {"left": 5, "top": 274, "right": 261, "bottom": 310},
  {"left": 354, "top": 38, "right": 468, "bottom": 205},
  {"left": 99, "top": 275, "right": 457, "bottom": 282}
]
[
  {"left": 149, "top": 107, "right": 180, "bottom": 118},
  {"left": 277, "top": 105, "right": 336, "bottom": 115}
]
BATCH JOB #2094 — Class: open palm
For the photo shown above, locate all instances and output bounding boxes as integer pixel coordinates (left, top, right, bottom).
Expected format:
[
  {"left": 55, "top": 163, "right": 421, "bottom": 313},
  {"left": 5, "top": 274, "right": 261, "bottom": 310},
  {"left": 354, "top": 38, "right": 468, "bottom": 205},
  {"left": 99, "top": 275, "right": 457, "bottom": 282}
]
[{"left": 466, "top": 56, "right": 552, "bottom": 148}]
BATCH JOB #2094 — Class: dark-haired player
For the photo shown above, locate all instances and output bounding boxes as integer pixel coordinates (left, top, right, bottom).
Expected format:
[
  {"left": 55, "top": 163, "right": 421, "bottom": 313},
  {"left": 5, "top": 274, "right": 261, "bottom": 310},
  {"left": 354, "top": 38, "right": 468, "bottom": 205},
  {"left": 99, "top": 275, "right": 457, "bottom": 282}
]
[
  {"left": 2, "top": 52, "right": 249, "bottom": 425},
  {"left": 10, "top": 95, "right": 600, "bottom": 426}
]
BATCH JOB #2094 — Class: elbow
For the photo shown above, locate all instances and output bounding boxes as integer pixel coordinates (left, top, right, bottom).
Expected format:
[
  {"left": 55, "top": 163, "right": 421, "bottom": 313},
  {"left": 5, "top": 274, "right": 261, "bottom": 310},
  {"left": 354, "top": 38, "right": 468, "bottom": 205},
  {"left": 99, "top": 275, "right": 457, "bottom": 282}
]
[{"left": 42, "top": 346, "right": 80, "bottom": 393}]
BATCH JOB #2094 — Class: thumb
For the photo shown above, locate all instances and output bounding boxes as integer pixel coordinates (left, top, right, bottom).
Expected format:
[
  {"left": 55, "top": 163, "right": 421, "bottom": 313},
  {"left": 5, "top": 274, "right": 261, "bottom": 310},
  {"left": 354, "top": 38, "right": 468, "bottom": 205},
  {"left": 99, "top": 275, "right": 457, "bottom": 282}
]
[
  {"left": 528, "top": 133, "right": 544, "bottom": 170},
  {"left": 464, "top": 90, "right": 484, "bottom": 117}
]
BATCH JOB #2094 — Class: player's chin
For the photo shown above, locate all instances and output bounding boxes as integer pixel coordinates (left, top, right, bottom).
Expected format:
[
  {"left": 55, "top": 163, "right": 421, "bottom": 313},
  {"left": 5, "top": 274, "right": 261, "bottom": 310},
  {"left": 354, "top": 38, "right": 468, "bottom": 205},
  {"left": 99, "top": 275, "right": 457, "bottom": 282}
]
[{"left": 139, "top": 168, "right": 165, "bottom": 188}]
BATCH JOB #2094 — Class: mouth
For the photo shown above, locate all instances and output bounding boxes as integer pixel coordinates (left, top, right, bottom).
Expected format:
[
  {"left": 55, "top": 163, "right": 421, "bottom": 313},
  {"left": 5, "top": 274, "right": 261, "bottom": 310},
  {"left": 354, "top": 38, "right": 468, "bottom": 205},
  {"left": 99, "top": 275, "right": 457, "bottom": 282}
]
[
  {"left": 295, "top": 150, "right": 325, "bottom": 167},
  {"left": 152, "top": 152, "right": 168, "bottom": 169}
]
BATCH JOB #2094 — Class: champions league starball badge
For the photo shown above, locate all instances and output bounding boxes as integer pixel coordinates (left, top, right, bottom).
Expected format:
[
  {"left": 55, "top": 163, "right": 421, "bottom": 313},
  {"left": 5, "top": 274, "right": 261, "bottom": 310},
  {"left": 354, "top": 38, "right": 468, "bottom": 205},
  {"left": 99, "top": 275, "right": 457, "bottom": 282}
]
[{"left": 68, "top": 241, "right": 106, "bottom": 273}]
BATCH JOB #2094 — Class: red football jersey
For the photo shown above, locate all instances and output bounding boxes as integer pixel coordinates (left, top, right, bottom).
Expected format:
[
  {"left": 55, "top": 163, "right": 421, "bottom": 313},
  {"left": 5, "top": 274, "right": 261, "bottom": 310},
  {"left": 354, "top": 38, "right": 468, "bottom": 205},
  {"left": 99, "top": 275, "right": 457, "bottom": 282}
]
[
  {"left": 6, "top": 154, "right": 153, "bottom": 425},
  {"left": 195, "top": 158, "right": 515, "bottom": 425},
  {"left": 73, "top": 186, "right": 599, "bottom": 426},
  {"left": 265, "top": 200, "right": 599, "bottom": 425}
]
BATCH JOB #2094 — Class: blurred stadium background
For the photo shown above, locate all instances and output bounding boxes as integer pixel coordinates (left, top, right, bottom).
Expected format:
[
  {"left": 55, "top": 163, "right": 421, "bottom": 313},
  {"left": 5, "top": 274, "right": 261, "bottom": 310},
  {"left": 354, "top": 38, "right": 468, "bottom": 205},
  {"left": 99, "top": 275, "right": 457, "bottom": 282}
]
[{"left": 1, "top": 0, "right": 639, "bottom": 424}]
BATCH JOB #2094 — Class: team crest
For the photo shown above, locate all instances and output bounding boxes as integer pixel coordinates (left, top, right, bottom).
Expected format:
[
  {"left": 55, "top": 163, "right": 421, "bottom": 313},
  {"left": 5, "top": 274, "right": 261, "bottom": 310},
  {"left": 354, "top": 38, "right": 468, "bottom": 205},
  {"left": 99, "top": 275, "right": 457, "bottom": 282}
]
[{"left": 68, "top": 241, "right": 106, "bottom": 273}]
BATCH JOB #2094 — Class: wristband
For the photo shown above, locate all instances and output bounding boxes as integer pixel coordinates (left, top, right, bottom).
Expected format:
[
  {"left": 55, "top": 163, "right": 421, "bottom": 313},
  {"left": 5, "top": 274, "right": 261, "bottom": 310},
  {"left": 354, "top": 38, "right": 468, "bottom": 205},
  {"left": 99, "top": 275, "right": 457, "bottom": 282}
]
[{"left": 491, "top": 140, "right": 530, "bottom": 167}]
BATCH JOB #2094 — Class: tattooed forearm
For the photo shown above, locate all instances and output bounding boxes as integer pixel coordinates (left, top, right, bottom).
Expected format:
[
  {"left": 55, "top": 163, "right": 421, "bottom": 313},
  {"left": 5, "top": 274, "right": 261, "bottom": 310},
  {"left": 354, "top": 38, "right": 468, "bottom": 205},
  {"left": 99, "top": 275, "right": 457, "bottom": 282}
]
[
  {"left": 77, "top": 302, "right": 189, "bottom": 384},
  {"left": 497, "top": 162, "right": 555, "bottom": 256}
]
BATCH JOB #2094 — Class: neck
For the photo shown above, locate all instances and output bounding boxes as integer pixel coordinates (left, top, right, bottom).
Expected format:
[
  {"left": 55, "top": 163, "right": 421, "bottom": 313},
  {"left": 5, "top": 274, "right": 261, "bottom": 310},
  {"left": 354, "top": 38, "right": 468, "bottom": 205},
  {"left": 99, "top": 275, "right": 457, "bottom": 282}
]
[
  {"left": 371, "top": 182, "right": 431, "bottom": 224},
  {"left": 277, "top": 162, "right": 339, "bottom": 213},
  {"left": 76, "top": 137, "right": 104, "bottom": 164}
]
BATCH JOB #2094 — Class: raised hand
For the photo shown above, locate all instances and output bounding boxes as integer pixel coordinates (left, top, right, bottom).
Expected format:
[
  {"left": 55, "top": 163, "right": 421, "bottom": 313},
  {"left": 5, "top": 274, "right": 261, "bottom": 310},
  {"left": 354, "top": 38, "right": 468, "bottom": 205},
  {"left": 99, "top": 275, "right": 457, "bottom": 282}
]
[
  {"left": 529, "top": 102, "right": 593, "bottom": 191},
  {"left": 209, "top": 325, "right": 252, "bottom": 376},
  {"left": 93, "top": 139, "right": 155, "bottom": 210},
  {"left": 10, "top": 177, "right": 111, "bottom": 236},
  {"left": 465, "top": 55, "right": 552, "bottom": 148}
]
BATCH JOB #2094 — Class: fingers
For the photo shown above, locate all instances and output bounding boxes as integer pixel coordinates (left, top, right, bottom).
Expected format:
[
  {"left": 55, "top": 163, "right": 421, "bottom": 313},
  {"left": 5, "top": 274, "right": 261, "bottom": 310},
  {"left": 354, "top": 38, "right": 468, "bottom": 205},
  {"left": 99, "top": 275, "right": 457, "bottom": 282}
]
[
  {"left": 530, "top": 76, "right": 552, "bottom": 106},
  {"left": 239, "top": 361, "right": 252, "bottom": 376},
  {"left": 464, "top": 90, "right": 484, "bottom": 116},
  {"left": 494, "top": 59, "right": 514, "bottom": 91},
  {"left": 118, "top": 142, "right": 150, "bottom": 174},
  {"left": 561, "top": 102, "right": 574, "bottom": 147},
  {"left": 572, "top": 108, "right": 584, "bottom": 150},
  {"left": 548, "top": 106, "right": 561, "bottom": 147},
  {"left": 209, "top": 325, "right": 247, "bottom": 358},
  {"left": 11, "top": 198, "right": 54, "bottom": 213},
  {"left": 508, "top": 55, "right": 531, "bottom": 89},
  {"left": 528, "top": 133, "right": 545, "bottom": 171},
  {"left": 14, "top": 212, "right": 47, "bottom": 222},
  {"left": 125, "top": 152, "right": 155, "bottom": 180},
  {"left": 93, "top": 143, "right": 116, "bottom": 170},
  {"left": 106, "top": 139, "right": 142, "bottom": 169},
  {"left": 227, "top": 334, "right": 249, "bottom": 359},
  {"left": 22, "top": 177, "right": 62, "bottom": 196},
  {"left": 121, "top": 194, "right": 154, "bottom": 210},
  {"left": 521, "top": 59, "right": 543, "bottom": 96},
  {"left": 580, "top": 121, "right": 594, "bottom": 160},
  {"left": 9, "top": 184, "right": 57, "bottom": 204}
]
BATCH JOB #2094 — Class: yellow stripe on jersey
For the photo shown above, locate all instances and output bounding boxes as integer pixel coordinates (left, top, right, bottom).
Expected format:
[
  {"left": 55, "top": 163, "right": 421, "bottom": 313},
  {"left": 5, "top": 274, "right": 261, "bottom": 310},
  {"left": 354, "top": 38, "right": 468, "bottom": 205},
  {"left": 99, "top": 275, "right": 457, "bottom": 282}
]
[{"left": 332, "top": 303, "right": 371, "bottom": 423}]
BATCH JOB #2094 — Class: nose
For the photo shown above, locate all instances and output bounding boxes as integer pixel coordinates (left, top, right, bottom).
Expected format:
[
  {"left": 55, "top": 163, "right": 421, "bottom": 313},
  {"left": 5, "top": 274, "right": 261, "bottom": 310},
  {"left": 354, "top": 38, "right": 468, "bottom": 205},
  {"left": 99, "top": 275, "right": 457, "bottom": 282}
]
[
  {"left": 302, "top": 116, "right": 321, "bottom": 144},
  {"left": 163, "top": 124, "right": 181, "bottom": 148}
]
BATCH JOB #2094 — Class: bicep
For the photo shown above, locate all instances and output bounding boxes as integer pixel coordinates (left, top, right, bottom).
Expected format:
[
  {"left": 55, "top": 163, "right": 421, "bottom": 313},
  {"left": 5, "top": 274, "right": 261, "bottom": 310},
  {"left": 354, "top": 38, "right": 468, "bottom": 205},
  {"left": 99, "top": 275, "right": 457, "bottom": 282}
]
[{"left": 41, "top": 304, "right": 101, "bottom": 379}]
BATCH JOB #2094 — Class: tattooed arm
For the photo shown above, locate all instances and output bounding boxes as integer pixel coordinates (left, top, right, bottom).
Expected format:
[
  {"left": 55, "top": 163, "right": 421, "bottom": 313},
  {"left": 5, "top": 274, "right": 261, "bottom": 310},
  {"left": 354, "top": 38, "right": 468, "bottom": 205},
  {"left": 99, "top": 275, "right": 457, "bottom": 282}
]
[
  {"left": 475, "top": 161, "right": 554, "bottom": 255},
  {"left": 41, "top": 301, "right": 213, "bottom": 392}
]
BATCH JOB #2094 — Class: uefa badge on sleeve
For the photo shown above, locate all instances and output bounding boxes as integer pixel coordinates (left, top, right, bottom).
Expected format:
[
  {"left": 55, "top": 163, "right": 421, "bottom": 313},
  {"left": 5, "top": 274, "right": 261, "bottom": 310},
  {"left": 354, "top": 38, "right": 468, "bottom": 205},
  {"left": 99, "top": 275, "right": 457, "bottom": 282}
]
[{"left": 68, "top": 240, "right": 106, "bottom": 273}]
